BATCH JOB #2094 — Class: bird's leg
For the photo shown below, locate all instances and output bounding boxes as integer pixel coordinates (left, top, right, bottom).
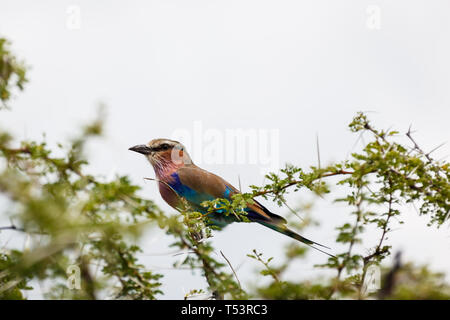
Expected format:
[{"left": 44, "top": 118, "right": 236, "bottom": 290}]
[{"left": 189, "top": 229, "right": 205, "bottom": 243}]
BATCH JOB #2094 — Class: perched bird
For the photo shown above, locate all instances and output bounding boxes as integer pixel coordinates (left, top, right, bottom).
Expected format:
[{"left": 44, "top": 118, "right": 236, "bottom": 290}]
[{"left": 129, "top": 138, "right": 332, "bottom": 256}]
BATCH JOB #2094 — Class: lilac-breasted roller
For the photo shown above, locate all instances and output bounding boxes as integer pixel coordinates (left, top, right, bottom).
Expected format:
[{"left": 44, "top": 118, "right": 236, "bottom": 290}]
[{"left": 129, "top": 139, "right": 332, "bottom": 256}]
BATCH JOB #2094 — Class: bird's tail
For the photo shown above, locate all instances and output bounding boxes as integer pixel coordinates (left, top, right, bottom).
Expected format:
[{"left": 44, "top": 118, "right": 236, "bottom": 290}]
[{"left": 257, "top": 221, "right": 335, "bottom": 258}]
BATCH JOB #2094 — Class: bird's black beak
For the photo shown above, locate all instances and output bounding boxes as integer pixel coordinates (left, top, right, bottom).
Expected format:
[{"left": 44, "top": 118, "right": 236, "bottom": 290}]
[{"left": 129, "top": 144, "right": 153, "bottom": 155}]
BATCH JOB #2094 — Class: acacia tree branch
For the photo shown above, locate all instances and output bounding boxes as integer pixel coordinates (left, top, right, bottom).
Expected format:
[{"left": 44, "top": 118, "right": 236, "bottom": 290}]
[
  {"left": 328, "top": 183, "right": 365, "bottom": 299},
  {"left": 0, "top": 225, "right": 24, "bottom": 232},
  {"left": 0, "top": 225, "right": 46, "bottom": 235},
  {"left": 251, "top": 249, "right": 280, "bottom": 283},
  {"left": 253, "top": 170, "right": 354, "bottom": 197},
  {"left": 406, "top": 125, "right": 433, "bottom": 163},
  {"left": 178, "top": 235, "right": 224, "bottom": 299},
  {"left": 360, "top": 177, "right": 395, "bottom": 298}
]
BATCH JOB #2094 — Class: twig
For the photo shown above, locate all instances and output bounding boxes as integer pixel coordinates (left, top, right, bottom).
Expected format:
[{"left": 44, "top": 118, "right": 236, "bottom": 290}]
[
  {"left": 253, "top": 170, "right": 354, "bottom": 197},
  {"left": 427, "top": 142, "right": 447, "bottom": 158},
  {"left": 0, "top": 225, "right": 46, "bottom": 234},
  {"left": 0, "top": 225, "right": 25, "bottom": 232},
  {"left": 220, "top": 250, "right": 241, "bottom": 289},
  {"left": 251, "top": 249, "right": 280, "bottom": 283},
  {"left": 406, "top": 125, "right": 433, "bottom": 163},
  {"left": 280, "top": 198, "right": 304, "bottom": 222},
  {"left": 329, "top": 184, "right": 364, "bottom": 299}
]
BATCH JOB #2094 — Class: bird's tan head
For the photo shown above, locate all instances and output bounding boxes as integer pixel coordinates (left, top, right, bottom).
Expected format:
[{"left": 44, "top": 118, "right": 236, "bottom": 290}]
[{"left": 129, "top": 138, "right": 192, "bottom": 167}]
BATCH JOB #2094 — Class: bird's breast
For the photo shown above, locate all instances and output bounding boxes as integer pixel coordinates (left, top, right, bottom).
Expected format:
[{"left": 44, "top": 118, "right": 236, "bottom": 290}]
[
  {"left": 156, "top": 172, "right": 196, "bottom": 209},
  {"left": 158, "top": 180, "right": 182, "bottom": 210}
]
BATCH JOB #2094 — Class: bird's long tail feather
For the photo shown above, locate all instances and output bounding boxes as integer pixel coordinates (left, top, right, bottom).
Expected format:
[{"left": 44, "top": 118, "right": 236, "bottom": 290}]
[{"left": 257, "top": 221, "right": 335, "bottom": 258}]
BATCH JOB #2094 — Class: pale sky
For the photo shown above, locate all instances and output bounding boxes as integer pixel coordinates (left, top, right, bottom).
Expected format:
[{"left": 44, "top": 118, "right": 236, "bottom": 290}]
[{"left": 0, "top": 0, "right": 449, "bottom": 299}]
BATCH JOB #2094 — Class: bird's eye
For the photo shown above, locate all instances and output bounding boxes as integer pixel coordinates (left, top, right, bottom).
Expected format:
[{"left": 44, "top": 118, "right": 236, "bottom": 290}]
[{"left": 160, "top": 143, "right": 170, "bottom": 150}]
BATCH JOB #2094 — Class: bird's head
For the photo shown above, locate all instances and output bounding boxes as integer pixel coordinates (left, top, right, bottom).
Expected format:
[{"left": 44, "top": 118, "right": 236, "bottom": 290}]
[{"left": 129, "top": 138, "right": 192, "bottom": 168}]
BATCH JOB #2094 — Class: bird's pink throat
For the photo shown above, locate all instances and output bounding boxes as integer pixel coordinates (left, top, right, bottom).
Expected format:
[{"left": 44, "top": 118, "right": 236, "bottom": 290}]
[{"left": 152, "top": 158, "right": 183, "bottom": 182}]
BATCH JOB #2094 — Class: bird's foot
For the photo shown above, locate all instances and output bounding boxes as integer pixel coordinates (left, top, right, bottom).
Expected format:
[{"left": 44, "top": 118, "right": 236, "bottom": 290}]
[{"left": 189, "top": 230, "right": 204, "bottom": 243}]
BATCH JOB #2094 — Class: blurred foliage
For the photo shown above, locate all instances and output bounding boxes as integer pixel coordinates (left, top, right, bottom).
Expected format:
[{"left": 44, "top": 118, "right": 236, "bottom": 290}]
[
  {"left": 1, "top": 37, "right": 449, "bottom": 300},
  {"left": 383, "top": 263, "right": 450, "bottom": 299},
  {"left": 0, "top": 117, "right": 165, "bottom": 299},
  {"left": 0, "top": 38, "right": 27, "bottom": 108}
]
